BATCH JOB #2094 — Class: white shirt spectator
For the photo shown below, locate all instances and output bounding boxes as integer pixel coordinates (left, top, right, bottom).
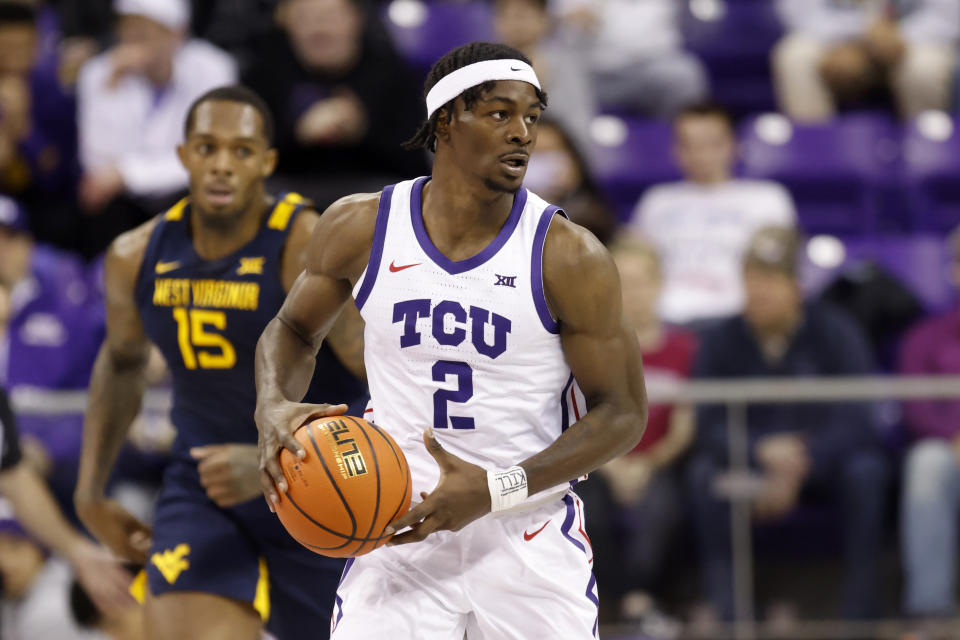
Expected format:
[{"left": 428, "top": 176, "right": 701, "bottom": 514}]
[
  {"left": 552, "top": 0, "right": 680, "bottom": 71},
  {"left": 78, "top": 39, "right": 237, "bottom": 198},
  {"left": 550, "top": 0, "right": 708, "bottom": 117},
  {"left": 630, "top": 180, "right": 797, "bottom": 324}
]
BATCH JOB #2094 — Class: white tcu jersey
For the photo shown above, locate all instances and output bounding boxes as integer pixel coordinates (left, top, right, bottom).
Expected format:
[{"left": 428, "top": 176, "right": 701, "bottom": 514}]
[{"left": 352, "top": 177, "right": 584, "bottom": 505}]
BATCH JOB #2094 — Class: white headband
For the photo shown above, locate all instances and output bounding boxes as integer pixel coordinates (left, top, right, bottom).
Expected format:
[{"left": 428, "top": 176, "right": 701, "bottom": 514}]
[{"left": 426, "top": 59, "right": 541, "bottom": 119}]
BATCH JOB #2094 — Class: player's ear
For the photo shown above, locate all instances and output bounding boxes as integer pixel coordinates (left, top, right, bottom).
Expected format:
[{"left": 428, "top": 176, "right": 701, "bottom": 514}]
[
  {"left": 262, "top": 148, "right": 278, "bottom": 178},
  {"left": 176, "top": 143, "right": 188, "bottom": 169},
  {"left": 434, "top": 108, "right": 452, "bottom": 144}
]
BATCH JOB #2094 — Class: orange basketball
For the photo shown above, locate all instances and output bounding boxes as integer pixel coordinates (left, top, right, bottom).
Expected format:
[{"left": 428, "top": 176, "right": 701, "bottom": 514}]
[{"left": 275, "top": 415, "right": 412, "bottom": 557}]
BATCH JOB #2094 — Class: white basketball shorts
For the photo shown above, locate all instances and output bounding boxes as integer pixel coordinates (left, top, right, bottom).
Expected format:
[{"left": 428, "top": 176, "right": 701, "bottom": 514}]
[{"left": 330, "top": 491, "right": 598, "bottom": 639}]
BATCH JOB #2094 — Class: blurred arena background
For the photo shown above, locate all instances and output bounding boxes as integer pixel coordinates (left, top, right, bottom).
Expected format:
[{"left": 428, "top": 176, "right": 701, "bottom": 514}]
[{"left": 0, "top": 0, "right": 959, "bottom": 638}]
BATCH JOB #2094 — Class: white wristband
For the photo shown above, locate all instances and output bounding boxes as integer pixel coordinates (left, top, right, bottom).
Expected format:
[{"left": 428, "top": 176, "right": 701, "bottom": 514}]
[{"left": 487, "top": 466, "right": 528, "bottom": 513}]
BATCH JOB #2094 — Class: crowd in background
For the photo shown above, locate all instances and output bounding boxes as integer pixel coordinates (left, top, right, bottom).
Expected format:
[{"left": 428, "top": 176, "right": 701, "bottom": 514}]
[{"left": 0, "top": 0, "right": 959, "bottom": 638}]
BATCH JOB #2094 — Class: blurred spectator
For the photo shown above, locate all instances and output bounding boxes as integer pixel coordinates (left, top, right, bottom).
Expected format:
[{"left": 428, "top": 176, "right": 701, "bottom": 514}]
[
  {"left": 77, "top": 0, "right": 236, "bottom": 257},
  {"left": 820, "top": 261, "right": 924, "bottom": 371},
  {"left": 491, "top": 0, "right": 595, "bottom": 149},
  {"left": 551, "top": 0, "right": 708, "bottom": 118},
  {"left": 71, "top": 571, "right": 145, "bottom": 640},
  {"left": 192, "top": 0, "right": 284, "bottom": 64},
  {"left": 687, "top": 227, "right": 887, "bottom": 620},
  {"left": 577, "top": 236, "right": 695, "bottom": 629},
  {"left": 243, "top": 0, "right": 428, "bottom": 210},
  {"left": 0, "top": 195, "right": 105, "bottom": 515},
  {"left": 0, "top": 508, "right": 103, "bottom": 639},
  {"left": 955, "top": 63, "right": 960, "bottom": 109},
  {"left": 0, "top": 368, "right": 133, "bottom": 626},
  {"left": 52, "top": 0, "right": 113, "bottom": 42},
  {"left": 899, "top": 226, "right": 960, "bottom": 618},
  {"left": 627, "top": 103, "right": 796, "bottom": 326},
  {"left": 773, "top": 0, "right": 960, "bottom": 121},
  {"left": 0, "top": 2, "right": 80, "bottom": 249},
  {"left": 523, "top": 118, "right": 616, "bottom": 243}
]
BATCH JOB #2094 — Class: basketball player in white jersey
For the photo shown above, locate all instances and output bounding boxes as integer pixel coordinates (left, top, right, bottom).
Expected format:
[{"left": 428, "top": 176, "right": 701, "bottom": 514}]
[{"left": 254, "top": 42, "right": 648, "bottom": 638}]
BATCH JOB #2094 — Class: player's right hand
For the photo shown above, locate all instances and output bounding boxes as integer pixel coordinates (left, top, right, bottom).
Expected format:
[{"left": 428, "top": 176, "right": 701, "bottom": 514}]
[
  {"left": 68, "top": 538, "right": 137, "bottom": 615},
  {"left": 75, "top": 497, "right": 153, "bottom": 564},
  {"left": 254, "top": 400, "right": 347, "bottom": 511}
]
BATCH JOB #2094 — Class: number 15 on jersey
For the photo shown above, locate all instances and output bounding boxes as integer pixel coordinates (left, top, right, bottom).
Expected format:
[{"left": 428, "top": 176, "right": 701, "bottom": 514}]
[{"left": 172, "top": 308, "right": 237, "bottom": 370}]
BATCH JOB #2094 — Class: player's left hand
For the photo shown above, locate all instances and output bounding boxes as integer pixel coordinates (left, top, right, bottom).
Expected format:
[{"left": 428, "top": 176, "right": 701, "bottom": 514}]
[
  {"left": 385, "top": 428, "right": 490, "bottom": 545},
  {"left": 191, "top": 444, "right": 262, "bottom": 508}
]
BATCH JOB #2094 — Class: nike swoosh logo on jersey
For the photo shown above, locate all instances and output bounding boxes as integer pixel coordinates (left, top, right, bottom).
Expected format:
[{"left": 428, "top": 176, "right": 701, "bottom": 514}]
[
  {"left": 523, "top": 520, "right": 551, "bottom": 541},
  {"left": 155, "top": 261, "right": 181, "bottom": 274},
  {"left": 389, "top": 261, "right": 421, "bottom": 273}
]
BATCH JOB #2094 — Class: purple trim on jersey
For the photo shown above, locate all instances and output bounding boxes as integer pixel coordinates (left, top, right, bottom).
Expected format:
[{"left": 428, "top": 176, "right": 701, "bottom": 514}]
[
  {"left": 586, "top": 574, "right": 599, "bottom": 637},
  {"left": 561, "top": 495, "right": 599, "bottom": 635},
  {"left": 334, "top": 595, "right": 344, "bottom": 626},
  {"left": 354, "top": 185, "right": 395, "bottom": 311},
  {"left": 410, "top": 177, "right": 527, "bottom": 275},
  {"left": 560, "top": 373, "right": 574, "bottom": 433},
  {"left": 531, "top": 206, "right": 566, "bottom": 334},
  {"left": 333, "top": 557, "right": 355, "bottom": 627},
  {"left": 338, "top": 557, "right": 355, "bottom": 586},
  {"left": 560, "top": 494, "right": 586, "bottom": 554}
]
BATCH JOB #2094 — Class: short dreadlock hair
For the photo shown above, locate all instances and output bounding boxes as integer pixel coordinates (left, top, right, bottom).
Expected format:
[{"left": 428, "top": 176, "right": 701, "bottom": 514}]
[{"left": 403, "top": 42, "right": 548, "bottom": 153}]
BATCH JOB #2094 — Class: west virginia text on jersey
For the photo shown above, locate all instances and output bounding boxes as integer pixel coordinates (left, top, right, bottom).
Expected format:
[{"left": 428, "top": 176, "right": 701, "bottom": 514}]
[{"left": 152, "top": 278, "right": 260, "bottom": 310}]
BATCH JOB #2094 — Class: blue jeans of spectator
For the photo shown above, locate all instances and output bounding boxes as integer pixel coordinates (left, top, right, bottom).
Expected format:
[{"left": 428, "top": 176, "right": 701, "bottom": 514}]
[
  {"left": 902, "top": 439, "right": 960, "bottom": 616},
  {"left": 687, "top": 449, "right": 887, "bottom": 619}
]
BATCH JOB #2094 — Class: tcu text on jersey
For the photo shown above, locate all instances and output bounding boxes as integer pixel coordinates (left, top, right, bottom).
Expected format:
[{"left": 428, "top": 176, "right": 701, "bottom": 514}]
[{"left": 393, "top": 299, "right": 512, "bottom": 359}]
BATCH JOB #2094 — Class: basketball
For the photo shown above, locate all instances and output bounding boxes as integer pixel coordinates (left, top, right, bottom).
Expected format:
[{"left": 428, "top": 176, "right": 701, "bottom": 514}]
[{"left": 275, "top": 415, "right": 412, "bottom": 558}]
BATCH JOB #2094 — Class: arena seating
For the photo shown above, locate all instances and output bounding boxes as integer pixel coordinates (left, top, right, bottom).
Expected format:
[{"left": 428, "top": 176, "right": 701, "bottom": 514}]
[
  {"left": 805, "top": 235, "right": 956, "bottom": 312},
  {"left": 587, "top": 117, "right": 682, "bottom": 221},
  {"left": 738, "top": 113, "right": 900, "bottom": 235},
  {"left": 679, "top": 0, "right": 782, "bottom": 115},
  {"left": 902, "top": 112, "right": 960, "bottom": 232},
  {"left": 382, "top": 0, "right": 494, "bottom": 77}
]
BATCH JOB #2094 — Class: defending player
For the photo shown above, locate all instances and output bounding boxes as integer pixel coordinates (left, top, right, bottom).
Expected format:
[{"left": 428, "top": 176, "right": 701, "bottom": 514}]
[
  {"left": 255, "top": 42, "right": 648, "bottom": 638},
  {"left": 74, "top": 86, "right": 366, "bottom": 640}
]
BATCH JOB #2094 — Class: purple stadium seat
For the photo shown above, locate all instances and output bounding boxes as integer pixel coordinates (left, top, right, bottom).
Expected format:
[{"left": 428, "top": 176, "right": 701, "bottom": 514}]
[
  {"left": 902, "top": 113, "right": 960, "bottom": 232},
  {"left": 588, "top": 116, "right": 683, "bottom": 222},
  {"left": 804, "top": 235, "right": 956, "bottom": 313},
  {"left": 739, "top": 113, "right": 900, "bottom": 234},
  {"left": 680, "top": 0, "right": 783, "bottom": 115},
  {"left": 381, "top": 1, "right": 494, "bottom": 77}
]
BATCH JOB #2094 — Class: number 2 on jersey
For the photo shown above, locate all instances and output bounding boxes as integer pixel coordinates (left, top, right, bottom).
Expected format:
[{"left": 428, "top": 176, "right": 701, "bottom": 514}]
[
  {"left": 432, "top": 360, "right": 475, "bottom": 429},
  {"left": 172, "top": 308, "right": 237, "bottom": 369}
]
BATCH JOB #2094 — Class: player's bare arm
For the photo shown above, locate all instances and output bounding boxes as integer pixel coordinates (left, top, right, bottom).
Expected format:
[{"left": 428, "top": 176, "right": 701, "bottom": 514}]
[
  {"left": 387, "top": 219, "right": 647, "bottom": 544},
  {"left": 523, "top": 218, "right": 648, "bottom": 489},
  {"left": 281, "top": 207, "right": 367, "bottom": 383},
  {"left": 254, "top": 193, "right": 379, "bottom": 507},
  {"left": 74, "top": 219, "right": 157, "bottom": 562}
]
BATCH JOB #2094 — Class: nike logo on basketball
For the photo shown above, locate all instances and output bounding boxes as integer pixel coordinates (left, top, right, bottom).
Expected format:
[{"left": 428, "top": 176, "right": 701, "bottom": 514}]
[
  {"left": 389, "top": 261, "right": 421, "bottom": 273},
  {"left": 523, "top": 520, "right": 551, "bottom": 541},
  {"left": 155, "top": 260, "right": 180, "bottom": 274}
]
